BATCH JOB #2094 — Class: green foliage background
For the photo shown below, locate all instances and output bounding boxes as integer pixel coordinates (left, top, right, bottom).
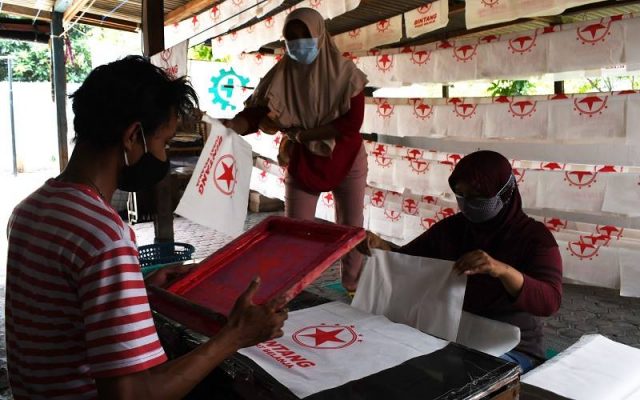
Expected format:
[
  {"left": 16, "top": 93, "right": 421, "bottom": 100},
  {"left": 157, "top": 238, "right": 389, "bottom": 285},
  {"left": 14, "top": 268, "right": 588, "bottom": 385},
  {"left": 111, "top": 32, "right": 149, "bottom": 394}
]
[{"left": 0, "top": 24, "right": 93, "bottom": 83}]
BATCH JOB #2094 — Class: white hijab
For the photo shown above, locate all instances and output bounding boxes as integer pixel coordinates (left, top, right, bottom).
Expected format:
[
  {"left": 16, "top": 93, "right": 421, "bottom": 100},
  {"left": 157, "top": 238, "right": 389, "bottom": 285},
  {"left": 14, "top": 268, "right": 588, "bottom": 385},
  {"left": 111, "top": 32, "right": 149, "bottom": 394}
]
[{"left": 246, "top": 7, "right": 368, "bottom": 156}]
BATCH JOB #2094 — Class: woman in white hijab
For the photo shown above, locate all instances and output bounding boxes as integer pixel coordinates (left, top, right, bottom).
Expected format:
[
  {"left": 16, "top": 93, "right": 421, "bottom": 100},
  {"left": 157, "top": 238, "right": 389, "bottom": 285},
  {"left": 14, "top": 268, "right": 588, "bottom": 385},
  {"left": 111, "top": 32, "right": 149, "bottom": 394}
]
[{"left": 226, "top": 7, "right": 369, "bottom": 292}]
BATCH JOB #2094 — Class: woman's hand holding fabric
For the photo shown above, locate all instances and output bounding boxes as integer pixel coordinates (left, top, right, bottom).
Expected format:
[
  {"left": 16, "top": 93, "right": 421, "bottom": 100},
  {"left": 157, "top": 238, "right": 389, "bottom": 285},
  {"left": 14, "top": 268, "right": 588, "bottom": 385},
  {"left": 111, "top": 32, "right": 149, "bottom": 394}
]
[
  {"left": 454, "top": 250, "right": 525, "bottom": 297},
  {"left": 284, "top": 127, "right": 304, "bottom": 143},
  {"left": 453, "top": 250, "right": 506, "bottom": 277},
  {"left": 222, "top": 116, "right": 250, "bottom": 136}
]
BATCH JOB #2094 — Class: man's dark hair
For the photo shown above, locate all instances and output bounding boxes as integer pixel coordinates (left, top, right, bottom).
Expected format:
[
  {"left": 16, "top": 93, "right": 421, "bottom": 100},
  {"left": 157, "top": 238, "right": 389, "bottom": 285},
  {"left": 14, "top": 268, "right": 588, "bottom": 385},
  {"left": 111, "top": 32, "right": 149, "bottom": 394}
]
[{"left": 71, "top": 55, "right": 198, "bottom": 147}]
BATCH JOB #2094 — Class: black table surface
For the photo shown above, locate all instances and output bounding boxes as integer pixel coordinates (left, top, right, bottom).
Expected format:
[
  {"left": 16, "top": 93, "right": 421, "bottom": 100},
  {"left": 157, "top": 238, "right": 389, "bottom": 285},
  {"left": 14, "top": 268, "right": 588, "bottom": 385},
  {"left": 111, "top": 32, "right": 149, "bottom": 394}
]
[{"left": 153, "top": 291, "right": 521, "bottom": 400}]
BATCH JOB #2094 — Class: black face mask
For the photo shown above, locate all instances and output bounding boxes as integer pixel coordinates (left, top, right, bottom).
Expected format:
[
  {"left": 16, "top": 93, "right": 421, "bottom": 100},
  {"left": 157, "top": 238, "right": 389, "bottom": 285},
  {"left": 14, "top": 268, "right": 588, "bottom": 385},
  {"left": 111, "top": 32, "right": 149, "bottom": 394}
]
[{"left": 117, "top": 129, "right": 170, "bottom": 192}]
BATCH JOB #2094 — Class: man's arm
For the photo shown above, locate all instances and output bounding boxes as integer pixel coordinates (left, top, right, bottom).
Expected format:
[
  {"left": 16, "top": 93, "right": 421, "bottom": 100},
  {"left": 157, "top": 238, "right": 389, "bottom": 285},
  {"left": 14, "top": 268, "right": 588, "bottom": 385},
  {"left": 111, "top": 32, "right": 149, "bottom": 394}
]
[{"left": 95, "top": 277, "right": 287, "bottom": 400}]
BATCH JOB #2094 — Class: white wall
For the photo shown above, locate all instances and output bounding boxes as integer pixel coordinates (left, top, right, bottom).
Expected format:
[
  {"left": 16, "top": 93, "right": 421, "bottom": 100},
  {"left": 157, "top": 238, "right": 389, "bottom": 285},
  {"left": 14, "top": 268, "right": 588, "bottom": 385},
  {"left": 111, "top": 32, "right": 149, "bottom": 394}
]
[{"left": 0, "top": 82, "right": 79, "bottom": 173}]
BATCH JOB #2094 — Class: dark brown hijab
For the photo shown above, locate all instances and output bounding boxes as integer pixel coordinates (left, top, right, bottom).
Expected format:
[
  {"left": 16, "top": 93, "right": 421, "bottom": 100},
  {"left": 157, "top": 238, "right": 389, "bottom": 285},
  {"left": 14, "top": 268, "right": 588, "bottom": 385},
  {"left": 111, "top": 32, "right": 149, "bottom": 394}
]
[{"left": 402, "top": 150, "right": 557, "bottom": 266}]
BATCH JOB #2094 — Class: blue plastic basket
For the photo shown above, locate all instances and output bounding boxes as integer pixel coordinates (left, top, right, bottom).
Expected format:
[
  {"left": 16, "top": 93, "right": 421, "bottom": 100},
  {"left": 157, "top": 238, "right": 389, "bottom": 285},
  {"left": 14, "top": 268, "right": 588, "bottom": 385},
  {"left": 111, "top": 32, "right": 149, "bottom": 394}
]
[{"left": 138, "top": 242, "right": 195, "bottom": 276}]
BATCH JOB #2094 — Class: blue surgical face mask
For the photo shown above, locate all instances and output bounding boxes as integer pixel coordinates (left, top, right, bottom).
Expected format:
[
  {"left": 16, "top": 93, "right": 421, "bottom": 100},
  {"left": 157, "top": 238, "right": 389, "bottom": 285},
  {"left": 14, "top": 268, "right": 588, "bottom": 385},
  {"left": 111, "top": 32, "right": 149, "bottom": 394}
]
[
  {"left": 455, "top": 174, "right": 516, "bottom": 223},
  {"left": 285, "top": 38, "right": 320, "bottom": 64}
]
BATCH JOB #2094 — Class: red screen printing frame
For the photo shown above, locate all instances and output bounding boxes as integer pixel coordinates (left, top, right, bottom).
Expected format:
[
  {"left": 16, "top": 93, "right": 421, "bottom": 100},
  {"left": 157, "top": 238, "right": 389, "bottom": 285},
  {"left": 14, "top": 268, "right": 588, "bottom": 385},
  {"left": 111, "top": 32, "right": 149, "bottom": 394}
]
[{"left": 150, "top": 217, "right": 365, "bottom": 336}]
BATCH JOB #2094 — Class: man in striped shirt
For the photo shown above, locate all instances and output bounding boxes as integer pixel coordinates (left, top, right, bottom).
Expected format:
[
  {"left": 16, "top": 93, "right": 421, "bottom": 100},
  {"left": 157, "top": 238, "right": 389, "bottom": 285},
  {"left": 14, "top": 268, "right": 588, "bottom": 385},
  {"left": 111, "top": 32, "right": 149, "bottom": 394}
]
[{"left": 5, "top": 56, "right": 288, "bottom": 399}]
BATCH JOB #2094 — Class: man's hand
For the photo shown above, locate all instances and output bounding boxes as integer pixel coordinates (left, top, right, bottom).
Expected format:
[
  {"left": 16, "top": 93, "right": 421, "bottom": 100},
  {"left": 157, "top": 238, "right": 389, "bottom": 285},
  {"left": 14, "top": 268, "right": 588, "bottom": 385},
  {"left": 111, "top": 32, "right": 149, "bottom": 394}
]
[
  {"left": 224, "top": 277, "right": 288, "bottom": 348},
  {"left": 144, "top": 264, "right": 194, "bottom": 289},
  {"left": 356, "top": 231, "right": 391, "bottom": 256},
  {"left": 453, "top": 250, "right": 507, "bottom": 278},
  {"left": 222, "top": 117, "right": 250, "bottom": 136}
]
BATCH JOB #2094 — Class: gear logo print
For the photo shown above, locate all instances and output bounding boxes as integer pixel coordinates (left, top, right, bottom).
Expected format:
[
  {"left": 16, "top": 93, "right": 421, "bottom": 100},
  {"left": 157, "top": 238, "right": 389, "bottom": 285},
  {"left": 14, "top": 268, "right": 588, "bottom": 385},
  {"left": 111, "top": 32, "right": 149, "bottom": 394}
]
[{"left": 209, "top": 67, "right": 250, "bottom": 111}]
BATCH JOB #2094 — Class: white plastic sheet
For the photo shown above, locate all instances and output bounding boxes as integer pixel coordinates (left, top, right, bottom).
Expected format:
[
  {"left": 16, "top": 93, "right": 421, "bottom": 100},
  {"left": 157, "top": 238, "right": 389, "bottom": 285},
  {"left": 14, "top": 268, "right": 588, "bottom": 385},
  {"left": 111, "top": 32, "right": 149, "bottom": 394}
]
[
  {"left": 602, "top": 174, "right": 640, "bottom": 217},
  {"left": 477, "top": 30, "right": 547, "bottom": 80},
  {"left": 465, "top": 0, "right": 604, "bottom": 30},
  {"left": 547, "top": 17, "right": 625, "bottom": 73},
  {"left": 353, "top": 250, "right": 466, "bottom": 342},
  {"left": 334, "top": 15, "right": 403, "bottom": 53},
  {"left": 361, "top": 92, "right": 638, "bottom": 142},
  {"left": 522, "top": 335, "right": 640, "bottom": 400},
  {"left": 354, "top": 250, "right": 520, "bottom": 356},
  {"left": 239, "top": 301, "right": 449, "bottom": 398},
  {"left": 150, "top": 41, "right": 188, "bottom": 79},
  {"left": 175, "top": 118, "right": 252, "bottom": 236},
  {"left": 549, "top": 93, "right": 626, "bottom": 143},
  {"left": 166, "top": 0, "right": 281, "bottom": 48},
  {"left": 456, "top": 311, "right": 520, "bottom": 357},
  {"left": 483, "top": 97, "right": 549, "bottom": 140},
  {"left": 355, "top": 15, "right": 639, "bottom": 84},
  {"left": 535, "top": 171, "right": 606, "bottom": 213},
  {"left": 557, "top": 236, "right": 620, "bottom": 290},
  {"left": 207, "top": 0, "right": 360, "bottom": 55},
  {"left": 404, "top": 1, "right": 449, "bottom": 39},
  {"left": 620, "top": 249, "right": 640, "bottom": 298}
]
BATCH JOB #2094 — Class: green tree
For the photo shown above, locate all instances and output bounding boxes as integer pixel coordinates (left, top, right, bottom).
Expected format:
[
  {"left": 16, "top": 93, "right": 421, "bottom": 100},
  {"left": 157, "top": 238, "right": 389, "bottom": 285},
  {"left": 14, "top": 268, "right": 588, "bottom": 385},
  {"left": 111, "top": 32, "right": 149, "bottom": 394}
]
[
  {"left": 487, "top": 79, "right": 535, "bottom": 97},
  {"left": 0, "top": 24, "right": 93, "bottom": 83},
  {"left": 576, "top": 76, "right": 640, "bottom": 93}
]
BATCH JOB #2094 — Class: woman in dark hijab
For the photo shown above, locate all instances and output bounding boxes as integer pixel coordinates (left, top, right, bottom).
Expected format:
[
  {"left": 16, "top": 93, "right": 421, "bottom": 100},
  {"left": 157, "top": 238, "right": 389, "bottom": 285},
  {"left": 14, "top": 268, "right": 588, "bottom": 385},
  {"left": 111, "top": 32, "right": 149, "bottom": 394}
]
[{"left": 361, "top": 150, "right": 562, "bottom": 372}]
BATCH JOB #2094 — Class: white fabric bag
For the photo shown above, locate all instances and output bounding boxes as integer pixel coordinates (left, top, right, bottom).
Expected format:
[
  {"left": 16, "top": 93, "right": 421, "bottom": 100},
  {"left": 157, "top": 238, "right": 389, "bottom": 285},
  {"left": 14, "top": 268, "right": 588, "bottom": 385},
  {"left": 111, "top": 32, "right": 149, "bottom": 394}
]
[
  {"left": 522, "top": 335, "right": 640, "bottom": 400},
  {"left": 352, "top": 250, "right": 467, "bottom": 342},
  {"left": 239, "top": 301, "right": 448, "bottom": 398},
  {"left": 175, "top": 118, "right": 252, "bottom": 236}
]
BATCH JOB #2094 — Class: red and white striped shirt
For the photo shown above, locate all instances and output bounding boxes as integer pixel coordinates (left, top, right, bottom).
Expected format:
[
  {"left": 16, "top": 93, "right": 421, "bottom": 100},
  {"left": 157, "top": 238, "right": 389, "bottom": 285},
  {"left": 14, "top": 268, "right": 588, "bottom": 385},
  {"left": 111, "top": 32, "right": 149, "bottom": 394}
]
[{"left": 5, "top": 179, "right": 167, "bottom": 399}]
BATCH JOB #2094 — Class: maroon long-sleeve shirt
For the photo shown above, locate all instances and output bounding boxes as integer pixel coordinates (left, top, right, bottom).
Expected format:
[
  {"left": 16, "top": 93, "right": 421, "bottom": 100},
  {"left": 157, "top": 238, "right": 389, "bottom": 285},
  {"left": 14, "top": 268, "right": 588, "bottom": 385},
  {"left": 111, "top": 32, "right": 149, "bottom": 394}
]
[
  {"left": 237, "top": 92, "right": 365, "bottom": 193},
  {"left": 397, "top": 213, "right": 563, "bottom": 360}
]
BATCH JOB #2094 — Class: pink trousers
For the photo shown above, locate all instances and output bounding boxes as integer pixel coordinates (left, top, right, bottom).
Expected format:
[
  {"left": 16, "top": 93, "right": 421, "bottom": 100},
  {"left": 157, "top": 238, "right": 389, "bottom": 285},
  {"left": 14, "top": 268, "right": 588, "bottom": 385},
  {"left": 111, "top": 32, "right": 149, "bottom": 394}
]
[{"left": 285, "top": 145, "right": 367, "bottom": 291}]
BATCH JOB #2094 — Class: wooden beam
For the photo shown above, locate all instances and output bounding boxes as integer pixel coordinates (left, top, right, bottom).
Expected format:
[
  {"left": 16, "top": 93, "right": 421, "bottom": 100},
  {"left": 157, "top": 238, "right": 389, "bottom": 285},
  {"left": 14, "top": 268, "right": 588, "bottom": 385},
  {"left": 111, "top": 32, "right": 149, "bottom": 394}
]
[
  {"left": 78, "top": 13, "right": 139, "bottom": 32},
  {"left": 164, "top": 0, "right": 216, "bottom": 26},
  {"left": 1, "top": 4, "right": 52, "bottom": 21},
  {"left": 0, "top": 18, "right": 51, "bottom": 34},
  {"left": 63, "top": 0, "right": 93, "bottom": 23}
]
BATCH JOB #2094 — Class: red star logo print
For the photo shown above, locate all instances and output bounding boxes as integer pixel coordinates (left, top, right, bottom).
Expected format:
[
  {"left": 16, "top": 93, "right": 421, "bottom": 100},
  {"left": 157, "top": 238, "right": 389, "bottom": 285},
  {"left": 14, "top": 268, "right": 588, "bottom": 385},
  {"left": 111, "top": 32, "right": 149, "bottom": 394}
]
[
  {"left": 567, "top": 240, "right": 600, "bottom": 261},
  {"left": 577, "top": 20, "right": 613, "bottom": 45},
  {"left": 540, "top": 162, "right": 566, "bottom": 171},
  {"left": 377, "top": 102, "right": 394, "bottom": 118},
  {"left": 413, "top": 101, "right": 433, "bottom": 119},
  {"left": 508, "top": 100, "right": 537, "bottom": 119},
  {"left": 480, "top": 35, "right": 500, "bottom": 44},
  {"left": 453, "top": 103, "right": 477, "bottom": 119},
  {"left": 545, "top": 218, "right": 567, "bottom": 232},
  {"left": 453, "top": 45, "right": 478, "bottom": 63},
  {"left": 210, "top": 6, "right": 220, "bottom": 21},
  {"left": 371, "top": 190, "right": 386, "bottom": 207},
  {"left": 214, "top": 155, "right": 237, "bottom": 195},
  {"left": 596, "top": 225, "right": 624, "bottom": 239},
  {"left": 564, "top": 171, "right": 598, "bottom": 189},
  {"left": 481, "top": 0, "right": 500, "bottom": 8},
  {"left": 574, "top": 96, "right": 608, "bottom": 117},
  {"left": 322, "top": 192, "right": 334, "bottom": 207},
  {"left": 292, "top": 324, "right": 362, "bottom": 349},
  {"left": 508, "top": 34, "right": 537, "bottom": 54},
  {"left": 376, "top": 19, "right": 390, "bottom": 33},
  {"left": 376, "top": 54, "right": 394, "bottom": 72}
]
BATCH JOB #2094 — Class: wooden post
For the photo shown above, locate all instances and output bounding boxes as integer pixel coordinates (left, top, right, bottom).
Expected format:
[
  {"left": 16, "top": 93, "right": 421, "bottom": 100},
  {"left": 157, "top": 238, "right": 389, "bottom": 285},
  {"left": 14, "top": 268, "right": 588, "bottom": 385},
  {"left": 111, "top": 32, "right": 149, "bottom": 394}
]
[
  {"left": 51, "top": 11, "right": 68, "bottom": 172},
  {"left": 142, "top": 0, "right": 164, "bottom": 57},
  {"left": 554, "top": 80, "right": 565, "bottom": 95},
  {"left": 442, "top": 84, "right": 450, "bottom": 98},
  {"left": 142, "top": 0, "right": 173, "bottom": 243}
]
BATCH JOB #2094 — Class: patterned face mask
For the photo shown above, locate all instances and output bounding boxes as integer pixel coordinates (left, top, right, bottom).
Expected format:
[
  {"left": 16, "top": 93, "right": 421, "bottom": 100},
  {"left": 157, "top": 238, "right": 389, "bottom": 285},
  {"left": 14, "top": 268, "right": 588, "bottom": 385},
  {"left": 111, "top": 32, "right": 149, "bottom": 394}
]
[
  {"left": 455, "top": 174, "right": 516, "bottom": 223},
  {"left": 285, "top": 38, "right": 320, "bottom": 64}
]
